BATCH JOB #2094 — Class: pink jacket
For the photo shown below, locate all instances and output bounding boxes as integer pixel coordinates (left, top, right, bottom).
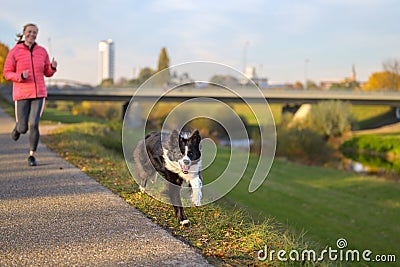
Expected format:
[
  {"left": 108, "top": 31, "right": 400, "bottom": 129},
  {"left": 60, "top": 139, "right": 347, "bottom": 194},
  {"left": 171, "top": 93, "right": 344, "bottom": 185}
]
[{"left": 4, "top": 42, "right": 56, "bottom": 101}]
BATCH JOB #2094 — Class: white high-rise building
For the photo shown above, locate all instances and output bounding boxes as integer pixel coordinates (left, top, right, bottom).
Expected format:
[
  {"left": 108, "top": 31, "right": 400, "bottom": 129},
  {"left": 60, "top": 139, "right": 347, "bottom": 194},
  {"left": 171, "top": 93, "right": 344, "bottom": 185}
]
[{"left": 98, "top": 39, "right": 115, "bottom": 85}]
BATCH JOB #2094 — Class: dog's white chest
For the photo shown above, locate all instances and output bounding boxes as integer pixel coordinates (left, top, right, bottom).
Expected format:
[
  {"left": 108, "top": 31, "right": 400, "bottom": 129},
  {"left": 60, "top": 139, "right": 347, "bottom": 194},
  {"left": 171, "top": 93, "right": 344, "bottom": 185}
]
[{"left": 162, "top": 149, "right": 201, "bottom": 181}]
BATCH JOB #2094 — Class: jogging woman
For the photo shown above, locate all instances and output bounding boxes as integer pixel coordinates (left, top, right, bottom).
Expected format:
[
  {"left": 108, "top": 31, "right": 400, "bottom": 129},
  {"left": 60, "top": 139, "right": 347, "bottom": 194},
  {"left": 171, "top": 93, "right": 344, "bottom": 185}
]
[{"left": 4, "top": 23, "right": 57, "bottom": 166}]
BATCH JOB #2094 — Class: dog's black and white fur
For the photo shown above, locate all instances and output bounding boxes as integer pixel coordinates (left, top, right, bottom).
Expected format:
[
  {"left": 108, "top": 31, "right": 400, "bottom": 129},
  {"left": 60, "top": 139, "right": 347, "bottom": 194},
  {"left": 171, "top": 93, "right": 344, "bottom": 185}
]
[{"left": 133, "top": 129, "right": 202, "bottom": 225}]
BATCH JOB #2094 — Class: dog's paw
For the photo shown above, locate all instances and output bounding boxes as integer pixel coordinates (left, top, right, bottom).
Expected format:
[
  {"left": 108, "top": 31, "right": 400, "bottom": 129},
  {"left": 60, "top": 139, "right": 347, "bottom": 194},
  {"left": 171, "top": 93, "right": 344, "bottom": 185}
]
[
  {"left": 139, "top": 185, "right": 146, "bottom": 193},
  {"left": 191, "top": 199, "right": 201, "bottom": 207},
  {"left": 191, "top": 191, "right": 202, "bottom": 206},
  {"left": 180, "top": 219, "right": 190, "bottom": 226}
]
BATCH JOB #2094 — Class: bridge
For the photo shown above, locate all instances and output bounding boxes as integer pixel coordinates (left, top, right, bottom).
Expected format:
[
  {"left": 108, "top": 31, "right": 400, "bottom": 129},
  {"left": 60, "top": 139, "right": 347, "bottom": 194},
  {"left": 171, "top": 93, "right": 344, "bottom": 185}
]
[
  {"left": 46, "top": 79, "right": 94, "bottom": 88},
  {"left": 2, "top": 84, "right": 399, "bottom": 117},
  {"left": 45, "top": 86, "right": 400, "bottom": 106}
]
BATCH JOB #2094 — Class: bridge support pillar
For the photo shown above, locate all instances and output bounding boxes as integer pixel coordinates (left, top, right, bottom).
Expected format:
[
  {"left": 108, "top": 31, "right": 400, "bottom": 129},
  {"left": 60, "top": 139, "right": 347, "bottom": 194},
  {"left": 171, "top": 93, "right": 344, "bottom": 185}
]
[
  {"left": 396, "top": 107, "right": 400, "bottom": 120},
  {"left": 122, "top": 101, "right": 144, "bottom": 129},
  {"left": 281, "top": 104, "right": 301, "bottom": 115},
  {"left": 122, "top": 101, "right": 129, "bottom": 121}
]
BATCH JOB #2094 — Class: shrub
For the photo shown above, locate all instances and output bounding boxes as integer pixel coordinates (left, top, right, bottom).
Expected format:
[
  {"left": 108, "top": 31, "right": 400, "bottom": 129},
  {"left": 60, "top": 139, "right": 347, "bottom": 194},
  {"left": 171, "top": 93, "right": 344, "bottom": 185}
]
[
  {"left": 306, "top": 100, "right": 354, "bottom": 138},
  {"left": 277, "top": 113, "right": 335, "bottom": 165},
  {"left": 71, "top": 101, "right": 122, "bottom": 121},
  {"left": 54, "top": 101, "right": 75, "bottom": 112},
  {"left": 277, "top": 126, "right": 334, "bottom": 165}
]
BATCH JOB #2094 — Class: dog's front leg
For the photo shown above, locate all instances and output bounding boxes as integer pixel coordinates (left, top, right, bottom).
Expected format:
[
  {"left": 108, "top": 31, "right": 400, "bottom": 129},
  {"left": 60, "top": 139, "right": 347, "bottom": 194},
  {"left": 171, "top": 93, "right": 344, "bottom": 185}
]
[
  {"left": 189, "top": 176, "right": 202, "bottom": 206},
  {"left": 167, "top": 181, "right": 189, "bottom": 225},
  {"left": 173, "top": 205, "right": 189, "bottom": 226}
]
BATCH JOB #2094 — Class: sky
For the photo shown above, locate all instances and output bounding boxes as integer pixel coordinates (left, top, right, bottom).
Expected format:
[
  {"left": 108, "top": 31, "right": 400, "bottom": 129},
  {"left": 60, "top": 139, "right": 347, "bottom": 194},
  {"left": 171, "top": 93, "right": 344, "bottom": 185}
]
[{"left": 1, "top": 0, "right": 399, "bottom": 86}]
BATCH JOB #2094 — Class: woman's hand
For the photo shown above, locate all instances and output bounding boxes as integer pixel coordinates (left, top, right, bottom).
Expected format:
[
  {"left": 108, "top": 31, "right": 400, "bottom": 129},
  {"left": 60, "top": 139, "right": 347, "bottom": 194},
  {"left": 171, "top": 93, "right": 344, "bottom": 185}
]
[
  {"left": 22, "top": 70, "right": 29, "bottom": 79},
  {"left": 51, "top": 57, "right": 57, "bottom": 69}
]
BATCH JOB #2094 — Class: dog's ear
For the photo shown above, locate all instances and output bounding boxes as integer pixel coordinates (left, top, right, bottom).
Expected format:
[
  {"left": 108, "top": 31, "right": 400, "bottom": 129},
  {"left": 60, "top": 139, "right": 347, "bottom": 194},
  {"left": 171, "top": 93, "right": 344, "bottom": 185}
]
[{"left": 191, "top": 129, "right": 201, "bottom": 145}]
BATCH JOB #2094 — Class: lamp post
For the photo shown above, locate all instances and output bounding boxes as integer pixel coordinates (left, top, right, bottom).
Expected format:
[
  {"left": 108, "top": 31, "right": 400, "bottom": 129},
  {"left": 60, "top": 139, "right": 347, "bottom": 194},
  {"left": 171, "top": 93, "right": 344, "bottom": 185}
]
[{"left": 304, "top": 58, "right": 309, "bottom": 90}]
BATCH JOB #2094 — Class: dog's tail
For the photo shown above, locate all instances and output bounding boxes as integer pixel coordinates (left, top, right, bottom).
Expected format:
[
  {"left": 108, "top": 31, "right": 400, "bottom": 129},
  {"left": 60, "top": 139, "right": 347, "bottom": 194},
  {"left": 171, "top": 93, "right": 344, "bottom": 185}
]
[{"left": 133, "top": 139, "right": 155, "bottom": 191}]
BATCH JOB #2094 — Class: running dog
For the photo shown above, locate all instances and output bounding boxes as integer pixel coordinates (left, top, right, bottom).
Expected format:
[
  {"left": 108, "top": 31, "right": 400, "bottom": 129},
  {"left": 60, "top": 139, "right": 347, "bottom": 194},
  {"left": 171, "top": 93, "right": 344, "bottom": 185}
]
[{"left": 133, "top": 129, "right": 202, "bottom": 225}]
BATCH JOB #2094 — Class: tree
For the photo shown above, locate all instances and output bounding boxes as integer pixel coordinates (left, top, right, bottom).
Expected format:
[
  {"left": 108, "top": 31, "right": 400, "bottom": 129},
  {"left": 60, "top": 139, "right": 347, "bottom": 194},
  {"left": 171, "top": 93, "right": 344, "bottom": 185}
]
[
  {"left": 293, "top": 81, "right": 304, "bottom": 89},
  {"left": 364, "top": 59, "right": 400, "bottom": 91},
  {"left": 0, "top": 42, "right": 10, "bottom": 84},
  {"left": 156, "top": 47, "right": 170, "bottom": 86},
  {"left": 209, "top": 75, "right": 239, "bottom": 87},
  {"left": 115, "top": 77, "right": 128, "bottom": 86},
  {"left": 329, "top": 79, "right": 360, "bottom": 90},
  {"left": 383, "top": 59, "right": 400, "bottom": 90},
  {"left": 139, "top": 67, "right": 155, "bottom": 82},
  {"left": 100, "top": 78, "right": 114, "bottom": 88},
  {"left": 128, "top": 48, "right": 170, "bottom": 87},
  {"left": 157, "top": 47, "right": 170, "bottom": 72},
  {"left": 363, "top": 71, "right": 400, "bottom": 91},
  {"left": 383, "top": 59, "right": 400, "bottom": 75},
  {"left": 305, "top": 80, "right": 318, "bottom": 90}
]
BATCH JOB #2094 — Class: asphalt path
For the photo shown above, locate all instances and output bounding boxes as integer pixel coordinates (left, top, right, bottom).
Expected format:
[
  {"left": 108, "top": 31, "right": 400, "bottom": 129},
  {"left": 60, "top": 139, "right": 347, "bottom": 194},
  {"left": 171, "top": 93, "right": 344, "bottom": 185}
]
[{"left": 0, "top": 106, "right": 211, "bottom": 266}]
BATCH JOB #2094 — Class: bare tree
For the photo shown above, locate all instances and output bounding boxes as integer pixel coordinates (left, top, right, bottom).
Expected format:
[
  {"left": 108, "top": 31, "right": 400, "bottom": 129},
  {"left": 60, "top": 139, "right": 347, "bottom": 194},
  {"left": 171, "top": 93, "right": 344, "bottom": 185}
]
[{"left": 382, "top": 59, "right": 400, "bottom": 90}]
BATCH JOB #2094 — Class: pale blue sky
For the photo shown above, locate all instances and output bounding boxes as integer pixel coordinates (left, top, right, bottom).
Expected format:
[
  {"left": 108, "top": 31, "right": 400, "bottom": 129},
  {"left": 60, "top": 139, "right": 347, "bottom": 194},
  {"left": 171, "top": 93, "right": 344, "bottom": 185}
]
[{"left": 1, "top": 0, "right": 399, "bottom": 86}]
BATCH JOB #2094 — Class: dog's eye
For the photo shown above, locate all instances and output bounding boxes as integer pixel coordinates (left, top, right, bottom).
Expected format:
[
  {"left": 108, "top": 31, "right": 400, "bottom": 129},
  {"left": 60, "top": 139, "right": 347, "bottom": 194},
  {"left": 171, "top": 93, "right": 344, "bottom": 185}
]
[{"left": 187, "top": 151, "right": 193, "bottom": 157}]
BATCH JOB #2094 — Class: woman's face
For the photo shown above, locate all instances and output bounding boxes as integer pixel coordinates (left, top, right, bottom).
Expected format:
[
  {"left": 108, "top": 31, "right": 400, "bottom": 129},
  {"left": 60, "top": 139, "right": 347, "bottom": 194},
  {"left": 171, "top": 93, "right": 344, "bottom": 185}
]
[{"left": 24, "top": 25, "right": 38, "bottom": 45}]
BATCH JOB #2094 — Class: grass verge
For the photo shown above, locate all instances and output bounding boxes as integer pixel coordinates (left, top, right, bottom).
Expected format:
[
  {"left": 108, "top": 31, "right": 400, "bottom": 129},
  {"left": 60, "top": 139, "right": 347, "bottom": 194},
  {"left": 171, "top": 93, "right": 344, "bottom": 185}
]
[{"left": 41, "top": 122, "right": 319, "bottom": 266}]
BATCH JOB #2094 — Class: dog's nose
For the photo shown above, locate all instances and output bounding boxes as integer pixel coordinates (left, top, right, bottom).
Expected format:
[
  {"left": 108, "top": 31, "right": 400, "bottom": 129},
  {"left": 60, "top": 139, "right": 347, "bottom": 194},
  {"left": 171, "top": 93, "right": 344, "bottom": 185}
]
[{"left": 183, "top": 159, "right": 190, "bottom": 165}]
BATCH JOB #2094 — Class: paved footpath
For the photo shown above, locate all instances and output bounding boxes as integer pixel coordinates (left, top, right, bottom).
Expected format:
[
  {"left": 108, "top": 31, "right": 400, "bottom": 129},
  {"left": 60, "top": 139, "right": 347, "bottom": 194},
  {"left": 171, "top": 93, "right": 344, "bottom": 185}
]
[{"left": 0, "top": 107, "right": 212, "bottom": 266}]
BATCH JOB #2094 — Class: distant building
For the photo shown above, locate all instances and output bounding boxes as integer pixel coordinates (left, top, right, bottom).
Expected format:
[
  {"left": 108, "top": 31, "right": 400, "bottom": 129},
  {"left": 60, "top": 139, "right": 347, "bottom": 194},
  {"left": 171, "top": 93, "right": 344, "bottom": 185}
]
[
  {"left": 98, "top": 39, "right": 115, "bottom": 84},
  {"left": 244, "top": 66, "right": 257, "bottom": 80},
  {"left": 242, "top": 66, "right": 268, "bottom": 88},
  {"left": 350, "top": 64, "right": 356, "bottom": 82},
  {"left": 320, "top": 81, "right": 337, "bottom": 90},
  {"left": 320, "top": 65, "right": 359, "bottom": 90}
]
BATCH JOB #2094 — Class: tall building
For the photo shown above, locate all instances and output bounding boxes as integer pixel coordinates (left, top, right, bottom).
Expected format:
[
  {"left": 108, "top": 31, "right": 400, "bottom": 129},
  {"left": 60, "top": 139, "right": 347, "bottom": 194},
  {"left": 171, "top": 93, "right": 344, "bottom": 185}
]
[
  {"left": 98, "top": 39, "right": 115, "bottom": 85},
  {"left": 350, "top": 64, "right": 356, "bottom": 82}
]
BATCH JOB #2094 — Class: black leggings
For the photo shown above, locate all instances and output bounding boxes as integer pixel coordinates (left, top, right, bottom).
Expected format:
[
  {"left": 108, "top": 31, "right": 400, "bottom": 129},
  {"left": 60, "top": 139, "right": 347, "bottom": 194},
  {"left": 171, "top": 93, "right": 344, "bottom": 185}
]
[{"left": 15, "top": 98, "right": 45, "bottom": 152}]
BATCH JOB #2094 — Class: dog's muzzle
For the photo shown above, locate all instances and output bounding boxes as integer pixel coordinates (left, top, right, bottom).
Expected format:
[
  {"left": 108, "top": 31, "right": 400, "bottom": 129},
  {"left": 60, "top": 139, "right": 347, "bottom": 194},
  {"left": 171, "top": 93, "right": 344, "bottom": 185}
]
[{"left": 180, "top": 158, "right": 191, "bottom": 174}]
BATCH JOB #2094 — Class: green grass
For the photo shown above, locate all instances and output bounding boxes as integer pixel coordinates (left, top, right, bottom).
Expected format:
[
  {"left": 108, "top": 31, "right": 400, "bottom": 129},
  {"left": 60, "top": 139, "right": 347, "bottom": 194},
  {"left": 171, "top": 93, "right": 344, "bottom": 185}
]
[
  {"left": 340, "top": 133, "right": 400, "bottom": 173},
  {"left": 271, "top": 104, "right": 395, "bottom": 130},
  {"left": 41, "top": 107, "right": 104, "bottom": 124},
  {"left": 341, "top": 134, "right": 400, "bottom": 154},
  {"left": 0, "top": 95, "right": 14, "bottom": 116},
  {"left": 232, "top": 103, "right": 395, "bottom": 132},
  {"left": 0, "top": 97, "right": 104, "bottom": 124},
  {"left": 208, "top": 157, "right": 400, "bottom": 257},
  {"left": 350, "top": 105, "right": 394, "bottom": 129}
]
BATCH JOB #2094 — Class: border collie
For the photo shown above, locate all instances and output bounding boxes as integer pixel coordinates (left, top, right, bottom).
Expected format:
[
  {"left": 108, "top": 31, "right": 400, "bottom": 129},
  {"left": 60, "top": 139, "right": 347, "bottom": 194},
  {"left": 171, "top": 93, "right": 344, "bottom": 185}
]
[{"left": 133, "top": 129, "right": 202, "bottom": 225}]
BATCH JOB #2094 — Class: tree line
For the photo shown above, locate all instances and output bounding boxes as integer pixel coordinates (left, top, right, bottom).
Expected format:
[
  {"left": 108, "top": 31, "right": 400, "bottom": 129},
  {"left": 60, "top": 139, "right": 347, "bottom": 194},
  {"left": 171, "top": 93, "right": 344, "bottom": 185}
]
[
  {"left": 105, "top": 47, "right": 170, "bottom": 87},
  {"left": 1, "top": 40, "right": 399, "bottom": 90}
]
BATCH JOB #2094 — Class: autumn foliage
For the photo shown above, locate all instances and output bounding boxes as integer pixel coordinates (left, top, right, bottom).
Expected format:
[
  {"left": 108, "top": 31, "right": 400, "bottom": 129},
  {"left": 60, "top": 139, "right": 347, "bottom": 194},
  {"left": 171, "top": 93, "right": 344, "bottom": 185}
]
[
  {"left": 0, "top": 42, "right": 10, "bottom": 84},
  {"left": 363, "top": 59, "right": 400, "bottom": 91}
]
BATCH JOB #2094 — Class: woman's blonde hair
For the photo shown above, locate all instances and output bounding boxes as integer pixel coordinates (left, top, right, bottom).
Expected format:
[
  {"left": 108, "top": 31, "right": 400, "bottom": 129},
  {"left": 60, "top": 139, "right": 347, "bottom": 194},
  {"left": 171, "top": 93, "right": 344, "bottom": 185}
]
[{"left": 16, "top": 23, "right": 38, "bottom": 43}]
